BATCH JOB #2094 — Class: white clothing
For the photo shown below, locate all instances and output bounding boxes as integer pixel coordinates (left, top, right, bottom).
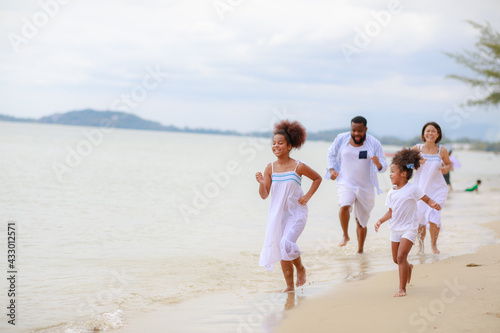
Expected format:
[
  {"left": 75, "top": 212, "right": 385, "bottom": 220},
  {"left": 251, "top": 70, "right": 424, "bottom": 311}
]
[
  {"left": 413, "top": 145, "right": 448, "bottom": 227},
  {"left": 325, "top": 132, "right": 387, "bottom": 194},
  {"left": 337, "top": 184, "right": 375, "bottom": 228},
  {"left": 337, "top": 143, "right": 372, "bottom": 189},
  {"left": 385, "top": 183, "right": 425, "bottom": 232},
  {"left": 390, "top": 229, "right": 418, "bottom": 243},
  {"left": 259, "top": 161, "right": 308, "bottom": 271}
]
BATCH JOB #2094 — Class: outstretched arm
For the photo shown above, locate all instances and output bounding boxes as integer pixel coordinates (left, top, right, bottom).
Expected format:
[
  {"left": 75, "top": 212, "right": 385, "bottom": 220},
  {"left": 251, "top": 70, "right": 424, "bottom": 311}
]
[
  {"left": 421, "top": 195, "right": 441, "bottom": 210},
  {"left": 375, "top": 208, "right": 392, "bottom": 232},
  {"left": 255, "top": 164, "right": 272, "bottom": 199},
  {"left": 439, "top": 146, "right": 452, "bottom": 175},
  {"left": 297, "top": 163, "right": 322, "bottom": 206}
]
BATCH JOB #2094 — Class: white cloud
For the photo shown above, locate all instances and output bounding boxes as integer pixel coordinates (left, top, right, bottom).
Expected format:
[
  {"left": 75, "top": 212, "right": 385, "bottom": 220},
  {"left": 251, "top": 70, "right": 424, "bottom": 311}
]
[{"left": 1, "top": 0, "right": 499, "bottom": 140}]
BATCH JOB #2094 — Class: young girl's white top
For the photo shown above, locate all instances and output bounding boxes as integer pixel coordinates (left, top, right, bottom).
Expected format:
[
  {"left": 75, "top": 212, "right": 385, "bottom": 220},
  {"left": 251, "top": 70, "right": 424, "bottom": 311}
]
[
  {"left": 386, "top": 183, "right": 425, "bottom": 232},
  {"left": 413, "top": 144, "right": 448, "bottom": 227},
  {"left": 259, "top": 161, "right": 308, "bottom": 271}
]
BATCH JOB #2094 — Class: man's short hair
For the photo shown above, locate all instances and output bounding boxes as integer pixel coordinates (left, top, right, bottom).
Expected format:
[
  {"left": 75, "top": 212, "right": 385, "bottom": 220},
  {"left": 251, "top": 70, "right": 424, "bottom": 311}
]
[{"left": 351, "top": 116, "right": 367, "bottom": 126}]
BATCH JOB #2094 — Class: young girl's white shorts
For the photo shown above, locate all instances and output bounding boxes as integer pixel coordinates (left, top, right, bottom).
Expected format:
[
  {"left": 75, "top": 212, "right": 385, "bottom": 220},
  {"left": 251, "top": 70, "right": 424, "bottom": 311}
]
[{"left": 390, "top": 229, "right": 418, "bottom": 243}]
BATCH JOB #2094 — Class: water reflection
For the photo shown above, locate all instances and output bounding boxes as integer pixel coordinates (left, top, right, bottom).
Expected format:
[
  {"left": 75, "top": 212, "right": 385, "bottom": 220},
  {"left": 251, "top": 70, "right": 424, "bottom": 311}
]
[
  {"left": 341, "top": 253, "right": 372, "bottom": 282},
  {"left": 416, "top": 252, "right": 442, "bottom": 266},
  {"left": 284, "top": 291, "right": 296, "bottom": 310}
]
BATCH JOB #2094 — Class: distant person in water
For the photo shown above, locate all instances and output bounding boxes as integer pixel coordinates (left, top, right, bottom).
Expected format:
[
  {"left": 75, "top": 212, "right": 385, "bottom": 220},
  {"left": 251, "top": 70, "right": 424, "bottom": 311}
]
[
  {"left": 412, "top": 122, "right": 451, "bottom": 254},
  {"left": 443, "top": 150, "right": 461, "bottom": 191},
  {"left": 375, "top": 148, "right": 441, "bottom": 297},
  {"left": 256, "top": 120, "right": 322, "bottom": 292},
  {"left": 326, "top": 116, "right": 387, "bottom": 253},
  {"left": 465, "top": 179, "right": 482, "bottom": 192}
]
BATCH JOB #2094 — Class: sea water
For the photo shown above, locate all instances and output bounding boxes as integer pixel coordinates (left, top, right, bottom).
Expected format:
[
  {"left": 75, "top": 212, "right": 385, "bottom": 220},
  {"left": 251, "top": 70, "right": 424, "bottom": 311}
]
[{"left": 0, "top": 121, "right": 499, "bottom": 332}]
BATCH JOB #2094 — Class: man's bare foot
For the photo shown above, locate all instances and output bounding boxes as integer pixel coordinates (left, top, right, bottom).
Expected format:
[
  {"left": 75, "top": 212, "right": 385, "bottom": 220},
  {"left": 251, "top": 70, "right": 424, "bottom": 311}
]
[
  {"left": 408, "top": 264, "right": 413, "bottom": 284},
  {"left": 296, "top": 266, "right": 306, "bottom": 287},
  {"left": 431, "top": 245, "right": 440, "bottom": 254},
  {"left": 338, "top": 236, "right": 350, "bottom": 247},
  {"left": 394, "top": 289, "right": 407, "bottom": 297},
  {"left": 282, "top": 286, "right": 294, "bottom": 293}
]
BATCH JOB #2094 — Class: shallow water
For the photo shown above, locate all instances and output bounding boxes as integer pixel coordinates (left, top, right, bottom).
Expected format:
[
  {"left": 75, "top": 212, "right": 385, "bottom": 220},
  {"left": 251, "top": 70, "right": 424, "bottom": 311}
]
[{"left": 0, "top": 121, "right": 498, "bottom": 332}]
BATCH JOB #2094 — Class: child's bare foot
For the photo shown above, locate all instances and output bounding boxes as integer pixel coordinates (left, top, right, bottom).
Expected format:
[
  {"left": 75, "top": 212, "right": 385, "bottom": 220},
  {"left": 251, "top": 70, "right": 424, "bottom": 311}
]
[
  {"left": 338, "top": 236, "right": 350, "bottom": 247},
  {"left": 394, "top": 289, "right": 407, "bottom": 297},
  {"left": 282, "top": 286, "right": 294, "bottom": 293},
  {"left": 296, "top": 266, "right": 306, "bottom": 287},
  {"left": 408, "top": 264, "right": 413, "bottom": 284},
  {"left": 431, "top": 245, "right": 440, "bottom": 254}
]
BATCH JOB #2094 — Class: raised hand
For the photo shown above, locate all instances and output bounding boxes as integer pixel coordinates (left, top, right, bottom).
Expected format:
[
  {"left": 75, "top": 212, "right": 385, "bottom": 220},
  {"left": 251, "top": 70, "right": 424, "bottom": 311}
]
[{"left": 255, "top": 172, "right": 265, "bottom": 185}]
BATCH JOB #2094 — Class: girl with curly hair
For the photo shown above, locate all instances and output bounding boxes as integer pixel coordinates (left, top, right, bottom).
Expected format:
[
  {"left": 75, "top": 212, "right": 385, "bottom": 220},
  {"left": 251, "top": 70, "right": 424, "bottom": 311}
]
[
  {"left": 255, "top": 120, "right": 322, "bottom": 292},
  {"left": 375, "top": 148, "right": 441, "bottom": 297}
]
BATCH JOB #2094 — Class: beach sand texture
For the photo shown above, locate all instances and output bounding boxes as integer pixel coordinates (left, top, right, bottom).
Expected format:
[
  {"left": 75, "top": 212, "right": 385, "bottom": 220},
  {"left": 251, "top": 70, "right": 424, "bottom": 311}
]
[{"left": 277, "top": 220, "right": 500, "bottom": 333}]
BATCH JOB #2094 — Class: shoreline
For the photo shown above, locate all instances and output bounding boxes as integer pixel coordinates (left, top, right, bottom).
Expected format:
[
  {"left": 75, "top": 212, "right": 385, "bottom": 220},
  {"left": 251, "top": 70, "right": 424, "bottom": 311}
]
[{"left": 276, "top": 220, "right": 500, "bottom": 333}]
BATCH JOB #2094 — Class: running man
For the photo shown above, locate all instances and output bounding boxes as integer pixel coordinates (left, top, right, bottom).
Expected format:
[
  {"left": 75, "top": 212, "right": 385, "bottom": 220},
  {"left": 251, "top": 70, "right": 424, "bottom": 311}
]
[{"left": 326, "top": 116, "right": 387, "bottom": 253}]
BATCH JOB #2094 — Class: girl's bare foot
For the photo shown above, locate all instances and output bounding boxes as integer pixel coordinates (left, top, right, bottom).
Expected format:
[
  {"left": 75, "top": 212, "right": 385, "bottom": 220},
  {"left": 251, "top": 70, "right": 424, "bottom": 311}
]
[
  {"left": 407, "top": 264, "right": 413, "bottom": 284},
  {"left": 338, "top": 236, "right": 350, "bottom": 247},
  {"left": 431, "top": 245, "right": 440, "bottom": 254},
  {"left": 394, "top": 289, "right": 407, "bottom": 297},
  {"left": 282, "top": 287, "right": 294, "bottom": 293},
  {"left": 296, "top": 266, "right": 306, "bottom": 287}
]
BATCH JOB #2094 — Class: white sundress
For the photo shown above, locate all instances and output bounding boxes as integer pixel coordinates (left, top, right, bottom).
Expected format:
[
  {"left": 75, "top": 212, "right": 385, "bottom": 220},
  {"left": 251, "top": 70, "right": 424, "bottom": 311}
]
[
  {"left": 259, "top": 160, "right": 308, "bottom": 271},
  {"left": 413, "top": 144, "right": 448, "bottom": 228}
]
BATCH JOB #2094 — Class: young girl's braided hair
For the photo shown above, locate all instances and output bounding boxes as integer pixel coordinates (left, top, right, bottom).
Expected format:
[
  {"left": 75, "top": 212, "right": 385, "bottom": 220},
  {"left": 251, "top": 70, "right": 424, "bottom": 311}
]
[
  {"left": 392, "top": 148, "right": 421, "bottom": 179},
  {"left": 273, "top": 120, "right": 307, "bottom": 149}
]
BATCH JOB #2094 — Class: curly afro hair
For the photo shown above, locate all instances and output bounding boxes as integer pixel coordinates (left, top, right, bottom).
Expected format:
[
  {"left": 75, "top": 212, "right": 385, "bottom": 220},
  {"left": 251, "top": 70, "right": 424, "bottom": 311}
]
[
  {"left": 273, "top": 120, "right": 307, "bottom": 149},
  {"left": 392, "top": 148, "right": 421, "bottom": 179}
]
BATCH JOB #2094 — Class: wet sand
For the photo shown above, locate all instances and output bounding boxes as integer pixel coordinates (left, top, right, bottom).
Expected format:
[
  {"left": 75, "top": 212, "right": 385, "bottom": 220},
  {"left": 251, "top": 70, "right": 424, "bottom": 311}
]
[{"left": 276, "top": 220, "right": 500, "bottom": 333}]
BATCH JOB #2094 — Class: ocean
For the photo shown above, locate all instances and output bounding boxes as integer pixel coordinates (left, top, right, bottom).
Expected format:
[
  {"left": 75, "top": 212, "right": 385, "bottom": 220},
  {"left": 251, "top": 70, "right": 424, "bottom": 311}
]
[{"left": 0, "top": 121, "right": 499, "bottom": 333}]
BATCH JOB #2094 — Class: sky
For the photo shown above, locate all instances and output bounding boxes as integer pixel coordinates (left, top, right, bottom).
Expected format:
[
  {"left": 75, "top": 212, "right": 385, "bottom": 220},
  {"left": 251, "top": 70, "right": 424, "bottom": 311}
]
[{"left": 1, "top": 0, "right": 500, "bottom": 141}]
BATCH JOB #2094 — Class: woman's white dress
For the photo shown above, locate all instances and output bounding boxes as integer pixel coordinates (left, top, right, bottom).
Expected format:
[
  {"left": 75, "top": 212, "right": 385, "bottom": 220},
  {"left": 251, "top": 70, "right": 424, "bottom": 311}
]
[{"left": 413, "top": 144, "right": 448, "bottom": 227}]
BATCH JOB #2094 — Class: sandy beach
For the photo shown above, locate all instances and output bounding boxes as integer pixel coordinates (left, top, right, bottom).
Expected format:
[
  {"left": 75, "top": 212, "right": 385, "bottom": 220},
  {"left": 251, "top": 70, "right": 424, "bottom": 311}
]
[{"left": 277, "top": 220, "right": 500, "bottom": 333}]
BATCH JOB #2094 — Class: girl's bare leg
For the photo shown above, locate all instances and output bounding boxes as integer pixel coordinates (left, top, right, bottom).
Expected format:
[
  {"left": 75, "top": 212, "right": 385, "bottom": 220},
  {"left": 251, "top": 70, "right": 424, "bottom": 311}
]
[
  {"left": 292, "top": 256, "right": 306, "bottom": 287},
  {"left": 394, "top": 238, "right": 413, "bottom": 297},
  {"left": 281, "top": 260, "right": 295, "bottom": 292},
  {"left": 429, "top": 222, "right": 440, "bottom": 254}
]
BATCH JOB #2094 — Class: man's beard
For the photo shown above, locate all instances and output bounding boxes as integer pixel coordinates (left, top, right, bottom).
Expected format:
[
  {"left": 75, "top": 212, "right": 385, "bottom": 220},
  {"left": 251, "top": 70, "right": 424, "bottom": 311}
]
[{"left": 352, "top": 133, "right": 366, "bottom": 145}]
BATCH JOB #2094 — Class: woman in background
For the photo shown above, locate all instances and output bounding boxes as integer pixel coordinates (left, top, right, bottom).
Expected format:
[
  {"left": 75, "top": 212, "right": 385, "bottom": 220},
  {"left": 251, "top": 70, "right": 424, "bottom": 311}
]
[{"left": 412, "top": 122, "right": 451, "bottom": 254}]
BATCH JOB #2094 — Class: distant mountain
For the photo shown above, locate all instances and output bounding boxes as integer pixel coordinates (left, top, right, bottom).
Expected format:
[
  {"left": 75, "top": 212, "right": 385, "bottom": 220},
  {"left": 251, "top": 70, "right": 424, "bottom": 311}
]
[
  {"left": 0, "top": 114, "right": 35, "bottom": 123},
  {"left": 1, "top": 110, "right": 496, "bottom": 151},
  {"left": 0, "top": 109, "right": 422, "bottom": 144},
  {"left": 38, "top": 109, "right": 171, "bottom": 131},
  {"left": 308, "top": 129, "right": 349, "bottom": 141},
  {"left": 0, "top": 109, "right": 242, "bottom": 137}
]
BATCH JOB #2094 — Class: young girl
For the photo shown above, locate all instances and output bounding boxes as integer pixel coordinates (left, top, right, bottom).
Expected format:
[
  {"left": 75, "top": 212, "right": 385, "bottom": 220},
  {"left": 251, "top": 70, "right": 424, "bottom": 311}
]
[
  {"left": 412, "top": 122, "right": 451, "bottom": 254},
  {"left": 256, "top": 120, "right": 322, "bottom": 292},
  {"left": 375, "top": 148, "right": 441, "bottom": 297}
]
